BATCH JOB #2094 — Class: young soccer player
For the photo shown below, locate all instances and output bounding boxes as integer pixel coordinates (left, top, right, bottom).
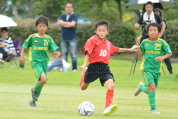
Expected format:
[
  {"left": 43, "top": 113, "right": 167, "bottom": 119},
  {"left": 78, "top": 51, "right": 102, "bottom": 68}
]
[
  {"left": 134, "top": 23, "right": 172, "bottom": 114},
  {"left": 79, "top": 21, "right": 139, "bottom": 116},
  {"left": 20, "top": 16, "right": 61, "bottom": 107}
]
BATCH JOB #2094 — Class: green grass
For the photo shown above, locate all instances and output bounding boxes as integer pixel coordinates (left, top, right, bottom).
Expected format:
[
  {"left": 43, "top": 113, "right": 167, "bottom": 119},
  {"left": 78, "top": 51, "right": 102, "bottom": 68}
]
[{"left": 0, "top": 56, "right": 178, "bottom": 119}]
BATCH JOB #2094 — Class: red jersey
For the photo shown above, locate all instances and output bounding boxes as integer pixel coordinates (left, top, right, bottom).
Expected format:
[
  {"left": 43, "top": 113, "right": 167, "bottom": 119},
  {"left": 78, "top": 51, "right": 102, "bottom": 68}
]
[{"left": 83, "top": 35, "right": 119, "bottom": 64}]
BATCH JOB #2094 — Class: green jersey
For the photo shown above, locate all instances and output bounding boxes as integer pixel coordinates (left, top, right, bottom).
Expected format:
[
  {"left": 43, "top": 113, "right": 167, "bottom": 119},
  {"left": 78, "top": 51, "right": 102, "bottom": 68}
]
[
  {"left": 140, "top": 38, "right": 172, "bottom": 73},
  {"left": 22, "top": 34, "right": 59, "bottom": 62}
]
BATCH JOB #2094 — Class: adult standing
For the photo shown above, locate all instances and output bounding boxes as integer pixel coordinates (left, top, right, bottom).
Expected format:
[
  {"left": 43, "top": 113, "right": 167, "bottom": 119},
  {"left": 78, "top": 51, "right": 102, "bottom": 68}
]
[
  {"left": 135, "top": 1, "right": 166, "bottom": 43},
  {"left": 58, "top": 3, "right": 78, "bottom": 71},
  {"left": 153, "top": 8, "right": 173, "bottom": 74}
]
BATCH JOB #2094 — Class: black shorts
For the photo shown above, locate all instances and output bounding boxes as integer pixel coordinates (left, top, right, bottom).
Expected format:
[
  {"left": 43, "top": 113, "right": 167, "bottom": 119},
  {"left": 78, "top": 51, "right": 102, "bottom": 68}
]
[
  {"left": 0, "top": 48, "right": 8, "bottom": 59},
  {"left": 84, "top": 62, "right": 114, "bottom": 86}
]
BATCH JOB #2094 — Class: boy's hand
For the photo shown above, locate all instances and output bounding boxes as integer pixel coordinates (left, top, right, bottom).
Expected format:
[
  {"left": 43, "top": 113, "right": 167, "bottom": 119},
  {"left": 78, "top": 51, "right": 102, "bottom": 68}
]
[
  {"left": 155, "top": 56, "right": 165, "bottom": 62},
  {"left": 19, "top": 55, "right": 25, "bottom": 65},
  {"left": 56, "top": 52, "right": 61, "bottom": 58},
  {"left": 80, "top": 65, "right": 87, "bottom": 73},
  {"left": 130, "top": 45, "right": 139, "bottom": 52}
]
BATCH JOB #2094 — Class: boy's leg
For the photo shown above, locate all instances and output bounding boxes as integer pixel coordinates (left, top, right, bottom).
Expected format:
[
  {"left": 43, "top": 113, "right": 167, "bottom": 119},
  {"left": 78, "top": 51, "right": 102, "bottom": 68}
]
[
  {"left": 80, "top": 67, "right": 97, "bottom": 90},
  {"left": 134, "top": 72, "right": 151, "bottom": 96},
  {"left": 79, "top": 72, "right": 85, "bottom": 86},
  {"left": 134, "top": 82, "right": 146, "bottom": 96},
  {"left": 31, "top": 63, "right": 47, "bottom": 100},
  {"left": 146, "top": 73, "right": 161, "bottom": 114},
  {"left": 79, "top": 72, "right": 89, "bottom": 90},
  {"left": 104, "top": 79, "right": 118, "bottom": 116},
  {"left": 147, "top": 83, "right": 161, "bottom": 114}
]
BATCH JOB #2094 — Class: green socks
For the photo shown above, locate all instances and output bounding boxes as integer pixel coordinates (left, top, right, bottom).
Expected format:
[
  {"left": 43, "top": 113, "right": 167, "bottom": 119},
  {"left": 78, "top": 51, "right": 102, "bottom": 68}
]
[
  {"left": 140, "top": 85, "right": 147, "bottom": 93},
  {"left": 148, "top": 92, "right": 156, "bottom": 110},
  {"left": 34, "top": 83, "right": 43, "bottom": 91}
]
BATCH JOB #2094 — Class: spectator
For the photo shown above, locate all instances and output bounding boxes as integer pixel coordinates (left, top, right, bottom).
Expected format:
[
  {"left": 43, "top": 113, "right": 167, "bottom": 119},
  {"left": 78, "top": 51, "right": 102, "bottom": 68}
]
[
  {"left": 58, "top": 3, "right": 78, "bottom": 71},
  {"left": 153, "top": 8, "right": 173, "bottom": 74},
  {"left": 47, "top": 55, "right": 71, "bottom": 72},
  {"left": 0, "top": 27, "right": 16, "bottom": 67},
  {"left": 135, "top": 1, "right": 166, "bottom": 43}
]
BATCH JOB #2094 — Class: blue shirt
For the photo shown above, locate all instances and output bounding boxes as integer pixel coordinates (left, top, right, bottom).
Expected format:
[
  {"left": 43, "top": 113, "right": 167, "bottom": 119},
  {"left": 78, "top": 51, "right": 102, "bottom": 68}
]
[{"left": 58, "top": 13, "right": 78, "bottom": 40}]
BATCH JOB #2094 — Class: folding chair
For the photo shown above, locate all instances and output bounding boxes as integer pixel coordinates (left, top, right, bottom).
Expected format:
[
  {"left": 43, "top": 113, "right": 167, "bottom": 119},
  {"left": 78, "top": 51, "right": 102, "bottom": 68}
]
[{"left": 2, "top": 39, "right": 21, "bottom": 68}]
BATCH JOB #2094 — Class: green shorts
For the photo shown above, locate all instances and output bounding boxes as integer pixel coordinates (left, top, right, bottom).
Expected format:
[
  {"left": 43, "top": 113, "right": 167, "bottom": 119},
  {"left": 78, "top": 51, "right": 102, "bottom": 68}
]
[
  {"left": 30, "top": 61, "right": 48, "bottom": 80},
  {"left": 143, "top": 72, "right": 160, "bottom": 87}
]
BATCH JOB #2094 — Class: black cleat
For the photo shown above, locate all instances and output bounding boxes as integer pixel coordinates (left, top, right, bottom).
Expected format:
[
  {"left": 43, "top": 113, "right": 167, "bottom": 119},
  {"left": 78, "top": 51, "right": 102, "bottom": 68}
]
[
  {"left": 31, "top": 88, "right": 38, "bottom": 101},
  {"left": 29, "top": 101, "right": 36, "bottom": 107}
]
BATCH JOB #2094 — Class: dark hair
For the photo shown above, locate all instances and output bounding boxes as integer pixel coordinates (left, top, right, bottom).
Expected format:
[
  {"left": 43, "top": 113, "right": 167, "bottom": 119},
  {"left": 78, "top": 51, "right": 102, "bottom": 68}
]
[
  {"left": 146, "top": 23, "right": 161, "bottom": 33},
  {"left": 66, "top": 3, "right": 74, "bottom": 8},
  {"left": 36, "top": 16, "right": 49, "bottom": 27},
  {"left": 154, "top": 8, "right": 162, "bottom": 17},
  {"left": 95, "top": 21, "right": 109, "bottom": 30},
  {"left": 145, "top": 1, "right": 154, "bottom": 7},
  {"left": 1, "top": 27, "right": 8, "bottom": 32}
]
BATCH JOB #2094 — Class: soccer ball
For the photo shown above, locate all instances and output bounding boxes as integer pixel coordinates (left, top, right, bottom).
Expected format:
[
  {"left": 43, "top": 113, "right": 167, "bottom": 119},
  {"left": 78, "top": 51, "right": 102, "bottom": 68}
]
[{"left": 78, "top": 101, "right": 95, "bottom": 116}]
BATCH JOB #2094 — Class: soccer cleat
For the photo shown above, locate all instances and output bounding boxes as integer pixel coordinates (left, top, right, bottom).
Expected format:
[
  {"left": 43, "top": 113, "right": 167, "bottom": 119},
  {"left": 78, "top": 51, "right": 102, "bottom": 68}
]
[
  {"left": 150, "top": 109, "right": 161, "bottom": 114},
  {"left": 29, "top": 101, "right": 36, "bottom": 107},
  {"left": 134, "top": 82, "right": 144, "bottom": 96},
  {"left": 31, "top": 88, "right": 38, "bottom": 101},
  {"left": 103, "top": 104, "right": 118, "bottom": 116}
]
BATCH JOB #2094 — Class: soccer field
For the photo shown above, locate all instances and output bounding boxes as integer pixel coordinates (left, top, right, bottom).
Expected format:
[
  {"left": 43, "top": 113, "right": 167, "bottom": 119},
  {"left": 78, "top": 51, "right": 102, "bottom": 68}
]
[{"left": 0, "top": 59, "right": 178, "bottom": 119}]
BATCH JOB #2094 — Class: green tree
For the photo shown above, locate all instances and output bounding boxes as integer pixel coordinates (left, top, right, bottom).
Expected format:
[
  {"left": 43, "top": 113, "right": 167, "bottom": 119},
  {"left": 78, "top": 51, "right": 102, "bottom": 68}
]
[
  {"left": 32, "top": 0, "right": 66, "bottom": 21},
  {"left": 11, "top": 0, "right": 18, "bottom": 18},
  {"left": 27, "top": 0, "right": 33, "bottom": 18}
]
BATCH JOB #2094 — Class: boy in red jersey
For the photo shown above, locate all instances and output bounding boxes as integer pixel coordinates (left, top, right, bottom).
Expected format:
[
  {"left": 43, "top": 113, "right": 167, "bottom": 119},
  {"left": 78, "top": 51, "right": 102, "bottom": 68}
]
[{"left": 79, "top": 21, "right": 139, "bottom": 116}]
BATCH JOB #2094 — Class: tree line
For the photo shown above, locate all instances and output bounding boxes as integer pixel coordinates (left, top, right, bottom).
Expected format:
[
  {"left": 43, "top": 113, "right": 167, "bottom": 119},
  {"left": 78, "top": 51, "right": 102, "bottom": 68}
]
[{"left": 1, "top": 0, "right": 178, "bottom": 23}]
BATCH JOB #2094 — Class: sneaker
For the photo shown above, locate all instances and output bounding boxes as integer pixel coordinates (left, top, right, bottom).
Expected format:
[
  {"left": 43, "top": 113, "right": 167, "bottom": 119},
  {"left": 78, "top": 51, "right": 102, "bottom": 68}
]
[
  {"left": 169, "top": 72, "right": 173, "bottom": 75},
  {"left": 103, "top": 104, "right": 118, "bottom": 116},
  {"left": 150, "top": 109, "right": 161, "bottom": 114},
  {"left": 29, "top": 101, "right": 36, "bottom": 107},
  {"left": 72, "top": 69, "right": 77, "bottom": 71},
  {"left": 134, "top": 82, "right": 144, "bottom": 96},
  {"left": 0, "top": 59, "right": 4, "bottom": 63},
  {"left": 31, "top": 88, "right": 38, "bottom": 101}
]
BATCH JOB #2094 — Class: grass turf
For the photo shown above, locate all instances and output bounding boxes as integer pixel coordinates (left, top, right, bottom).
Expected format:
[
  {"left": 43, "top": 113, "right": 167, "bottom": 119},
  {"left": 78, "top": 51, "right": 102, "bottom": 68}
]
[{"left": 0, "top": 56, "right": 178, "bottom": 119}]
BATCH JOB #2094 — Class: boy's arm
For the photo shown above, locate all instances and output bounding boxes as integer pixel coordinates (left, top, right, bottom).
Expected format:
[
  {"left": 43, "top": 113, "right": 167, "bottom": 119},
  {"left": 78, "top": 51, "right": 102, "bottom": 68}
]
[
  {"left": 155, "top": 53, "right": 172, "bottom": 62},
  {"left": 137, "top": 48, "right": 143, "bottom": 58},
  {"left": 19, "top": 47, "right": 25, "bottom": 65},
  {"left": 136, "top": 37, "right": 143, "bottom": 58},
  {"left": 117, "top": 45, "right": 139, "bottom": 52},
  {"left": 80, "top": 54, "right": 89, "bottom": 72}
]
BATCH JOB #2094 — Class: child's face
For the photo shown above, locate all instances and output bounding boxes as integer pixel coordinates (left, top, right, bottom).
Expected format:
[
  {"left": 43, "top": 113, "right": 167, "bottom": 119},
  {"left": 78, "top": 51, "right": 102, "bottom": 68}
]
[
  {"left": 154, "top": 11, "right": 160, "bottom": 16},
  {"left": 1, "top": 30, "right": 8, "bottom": 38},
  {"left": 95, "top": 26, "right": 109, "bottom": 39},
  {"left": 148, "top": 26, "right": 159, "bottom": 39},
  {"left": 36, "top": 23, "right": 48, "bottom": 34}
]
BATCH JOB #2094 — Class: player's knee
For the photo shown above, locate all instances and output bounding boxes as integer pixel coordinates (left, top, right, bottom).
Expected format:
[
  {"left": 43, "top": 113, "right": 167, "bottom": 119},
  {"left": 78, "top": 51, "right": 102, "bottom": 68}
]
[
  {"left": 148, "top": 83, "right": 156, "bottom": 91},
  {"left": 39, "top": 76, "right": 47, "bottom": 84},
  {"left": 108, "top": 83, "right": 115, "bottom": 90}
]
